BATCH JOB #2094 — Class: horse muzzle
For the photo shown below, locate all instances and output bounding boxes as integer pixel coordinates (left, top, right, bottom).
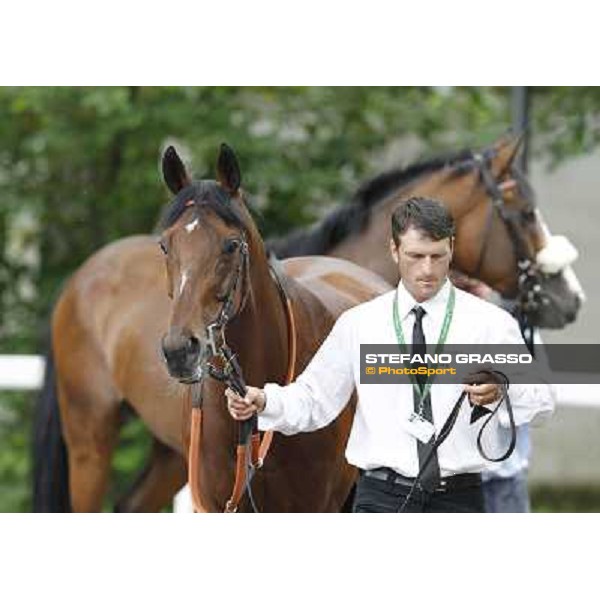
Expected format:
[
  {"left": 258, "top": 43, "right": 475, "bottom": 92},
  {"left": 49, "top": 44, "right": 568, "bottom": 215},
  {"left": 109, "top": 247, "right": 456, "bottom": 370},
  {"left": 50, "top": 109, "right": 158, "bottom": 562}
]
[
  {"left": 161, "top": 331, "right": 204, "bottom": 383},
  {"left": 529, "top": 271, "right": 583, "bottom": 329},
  {"left": 529, "top": 235, "right": 585, "bottom": 329}
]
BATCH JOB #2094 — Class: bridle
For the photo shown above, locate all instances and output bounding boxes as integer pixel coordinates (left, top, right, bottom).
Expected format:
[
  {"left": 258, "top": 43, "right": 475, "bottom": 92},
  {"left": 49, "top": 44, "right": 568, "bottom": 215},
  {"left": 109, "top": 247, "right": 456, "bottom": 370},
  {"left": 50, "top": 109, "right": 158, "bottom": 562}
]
[
  {"left": 182, "top": 206, "right": 297, "bottom": 513},
  {"left": 471, "top": 151, "right": 548, "bottom": 351},
  {"left": 204, "top": 233, "right": 251, "bottom": 381}
]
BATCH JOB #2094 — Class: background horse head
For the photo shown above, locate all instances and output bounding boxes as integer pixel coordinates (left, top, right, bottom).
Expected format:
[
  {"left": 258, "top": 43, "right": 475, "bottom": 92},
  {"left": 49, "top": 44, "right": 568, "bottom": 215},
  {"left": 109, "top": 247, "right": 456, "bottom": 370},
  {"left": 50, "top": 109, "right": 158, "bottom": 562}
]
[{"left": 270, "top": 135, "right": 584, "bottom": 330}]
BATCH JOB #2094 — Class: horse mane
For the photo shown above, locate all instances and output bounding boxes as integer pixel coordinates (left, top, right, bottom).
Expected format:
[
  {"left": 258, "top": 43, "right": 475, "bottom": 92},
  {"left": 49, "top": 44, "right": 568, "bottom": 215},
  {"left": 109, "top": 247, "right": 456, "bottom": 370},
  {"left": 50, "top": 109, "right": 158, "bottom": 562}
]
[
  {"left": 159, "top": 180, "right": 249, "bottom": 233},
  {"left": 267, "top": 147, "right": 475, "bottom": 258}
]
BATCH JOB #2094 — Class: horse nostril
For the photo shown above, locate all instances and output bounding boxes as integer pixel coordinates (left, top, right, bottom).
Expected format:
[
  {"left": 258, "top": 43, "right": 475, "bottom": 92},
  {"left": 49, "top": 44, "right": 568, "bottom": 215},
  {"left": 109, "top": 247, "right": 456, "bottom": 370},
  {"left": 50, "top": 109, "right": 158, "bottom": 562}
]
[
  {"left": 187, "top": 336, "right": 200, "bottom": 357},
  {"left": 161, "top": 332, "right": 201, "bottom": 366},
  {"left": 160, "top": 335, "right": 171, "bottom": 362}
]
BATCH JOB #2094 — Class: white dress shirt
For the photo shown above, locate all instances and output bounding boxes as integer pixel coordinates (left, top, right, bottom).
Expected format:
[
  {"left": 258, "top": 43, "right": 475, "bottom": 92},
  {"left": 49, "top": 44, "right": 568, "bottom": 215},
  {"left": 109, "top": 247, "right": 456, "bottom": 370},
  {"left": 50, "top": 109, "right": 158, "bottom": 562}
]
[{"left": 259, "top": 278, "right": 554, "bottom": 478}]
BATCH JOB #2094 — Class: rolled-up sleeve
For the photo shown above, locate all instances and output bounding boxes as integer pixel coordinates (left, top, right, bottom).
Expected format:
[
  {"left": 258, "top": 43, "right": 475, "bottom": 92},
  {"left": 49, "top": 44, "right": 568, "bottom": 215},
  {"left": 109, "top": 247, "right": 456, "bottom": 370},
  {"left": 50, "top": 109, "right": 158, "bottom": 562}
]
[{"left": 258, "top": 311, "right": 355, "bottom": 436}]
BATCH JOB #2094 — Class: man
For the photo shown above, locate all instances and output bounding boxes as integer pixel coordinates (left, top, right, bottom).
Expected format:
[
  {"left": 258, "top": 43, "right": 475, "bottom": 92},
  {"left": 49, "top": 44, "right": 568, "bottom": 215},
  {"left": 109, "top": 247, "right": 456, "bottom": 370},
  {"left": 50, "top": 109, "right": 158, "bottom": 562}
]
[{"left": 226, "top": 197, "right": 554, "bottom": 512}]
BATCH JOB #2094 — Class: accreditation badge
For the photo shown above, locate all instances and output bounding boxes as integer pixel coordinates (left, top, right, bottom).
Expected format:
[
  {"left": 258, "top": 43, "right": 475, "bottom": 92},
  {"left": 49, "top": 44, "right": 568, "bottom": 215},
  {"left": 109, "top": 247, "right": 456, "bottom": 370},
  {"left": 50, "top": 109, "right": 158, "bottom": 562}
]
[{"left": 403, "top": 412, "right": 436, "bottom": 444}]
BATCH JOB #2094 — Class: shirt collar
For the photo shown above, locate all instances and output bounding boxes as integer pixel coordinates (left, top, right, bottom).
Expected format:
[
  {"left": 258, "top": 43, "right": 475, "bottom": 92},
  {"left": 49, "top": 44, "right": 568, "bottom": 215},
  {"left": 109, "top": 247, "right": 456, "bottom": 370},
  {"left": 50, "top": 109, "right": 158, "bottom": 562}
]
[{"left": 396, "top": 277, "right": 452, "bottom": 322}]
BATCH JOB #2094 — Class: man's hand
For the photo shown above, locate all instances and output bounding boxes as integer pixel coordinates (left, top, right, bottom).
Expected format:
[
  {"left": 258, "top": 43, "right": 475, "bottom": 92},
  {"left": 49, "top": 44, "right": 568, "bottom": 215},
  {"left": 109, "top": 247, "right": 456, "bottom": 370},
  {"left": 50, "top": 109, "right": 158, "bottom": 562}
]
[
  {"left": 225, "top": 386, "right": 266, "bottom": 421},
  {"left": 463, "top": 382, "right": 500, "bottom": 406}
]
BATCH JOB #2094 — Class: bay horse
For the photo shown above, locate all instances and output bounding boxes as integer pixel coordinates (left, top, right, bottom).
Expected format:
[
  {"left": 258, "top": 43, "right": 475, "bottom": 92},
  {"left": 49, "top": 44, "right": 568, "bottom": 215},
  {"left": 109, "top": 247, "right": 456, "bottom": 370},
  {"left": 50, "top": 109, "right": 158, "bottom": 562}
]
[
  {"left": 269, "top": 135, "right": 584, "bottom": 330},
  {"left": 33, "top": 144, "right": 390, "bottom": 512},
  {"left": 33, "top": 135, "right": 583, "bottom": 512},
  {"left": 158, "top": 144, "right": 392, "bottom": 511}
]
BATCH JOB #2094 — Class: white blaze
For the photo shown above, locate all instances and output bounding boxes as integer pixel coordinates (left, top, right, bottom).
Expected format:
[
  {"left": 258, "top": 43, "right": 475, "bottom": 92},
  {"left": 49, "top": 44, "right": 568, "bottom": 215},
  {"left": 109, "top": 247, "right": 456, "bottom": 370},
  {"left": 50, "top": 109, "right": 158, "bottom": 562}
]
[
  {"left": 563, "top": 265, "right": 587, "bottom": 303},
  {"left": 536, "top": 235, "right": 579, "bottom": 274},
  {"left": 179, "top": 271, "right": 188, "bottom": 296},
  {"left": 186, "top": 218, "right": 199, "bottom": 233},
  {"left": 535, "top": 209, "right": 586, "bottom": 302}
]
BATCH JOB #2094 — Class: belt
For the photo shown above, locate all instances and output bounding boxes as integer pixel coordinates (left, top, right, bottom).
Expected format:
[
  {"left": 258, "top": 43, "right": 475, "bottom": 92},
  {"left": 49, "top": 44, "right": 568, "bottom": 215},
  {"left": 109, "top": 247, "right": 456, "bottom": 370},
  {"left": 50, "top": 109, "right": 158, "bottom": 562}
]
[{"left": 364, "top": 467, "right": 481, "bottom": 493}]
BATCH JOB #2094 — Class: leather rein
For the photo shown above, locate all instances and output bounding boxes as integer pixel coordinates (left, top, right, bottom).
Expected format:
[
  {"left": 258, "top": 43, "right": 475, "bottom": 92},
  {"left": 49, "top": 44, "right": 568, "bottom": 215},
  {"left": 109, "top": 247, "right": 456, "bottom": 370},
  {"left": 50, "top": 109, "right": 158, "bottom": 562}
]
[
  {"left": 186, "top": 234, "right": 297, "bottom": 513},
  {"left": 398, "top": 370, "right": 516, "bottom": 512}
]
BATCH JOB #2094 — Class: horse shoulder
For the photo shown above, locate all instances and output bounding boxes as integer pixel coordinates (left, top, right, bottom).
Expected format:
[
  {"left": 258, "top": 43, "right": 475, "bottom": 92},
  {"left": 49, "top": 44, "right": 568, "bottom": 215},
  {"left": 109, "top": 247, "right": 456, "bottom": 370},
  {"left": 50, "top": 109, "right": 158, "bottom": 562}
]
[{"left": 51, "top": 235, "right": 179, "bottom": 431}]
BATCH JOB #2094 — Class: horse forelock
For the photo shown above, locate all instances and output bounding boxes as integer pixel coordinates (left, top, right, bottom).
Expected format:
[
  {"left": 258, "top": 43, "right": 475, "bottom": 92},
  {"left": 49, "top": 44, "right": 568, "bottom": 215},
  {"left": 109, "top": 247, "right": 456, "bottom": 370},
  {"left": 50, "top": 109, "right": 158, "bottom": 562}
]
[{"left": 160, "top": 180, "right": 249, "bottom": 235}]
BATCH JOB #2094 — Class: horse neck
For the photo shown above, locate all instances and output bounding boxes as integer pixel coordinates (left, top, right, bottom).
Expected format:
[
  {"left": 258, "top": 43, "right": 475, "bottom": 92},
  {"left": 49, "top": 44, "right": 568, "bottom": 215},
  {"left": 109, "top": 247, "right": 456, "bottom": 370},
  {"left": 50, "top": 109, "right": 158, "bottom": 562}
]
[
  {"left": 330, "top": 171, "right": 452, "bottom": 282},
  {"left": 330, "top": 169, "right": 517, "bottom": 294},
  {"left": 203, "top": 234, "right": 289, "bottom": 421},
  {"left": 243, "top": 236, "right": 290, "bottom": 362}
]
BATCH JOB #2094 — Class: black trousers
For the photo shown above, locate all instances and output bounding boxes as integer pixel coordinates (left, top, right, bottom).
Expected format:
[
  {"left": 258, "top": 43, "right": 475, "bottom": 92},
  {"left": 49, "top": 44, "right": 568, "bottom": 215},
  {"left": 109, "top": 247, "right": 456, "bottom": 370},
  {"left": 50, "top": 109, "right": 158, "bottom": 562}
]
[{"left": 352, "top": 472, "right": 485, "bottom": 513}]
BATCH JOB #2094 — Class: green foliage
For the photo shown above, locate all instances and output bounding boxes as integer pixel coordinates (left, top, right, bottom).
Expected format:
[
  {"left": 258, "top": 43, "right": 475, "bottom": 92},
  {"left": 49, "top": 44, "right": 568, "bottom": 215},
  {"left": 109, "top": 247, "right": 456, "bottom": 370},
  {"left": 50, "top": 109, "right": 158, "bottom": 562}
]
[
  {"left": 106, "top": 417, "right": 154, "bottom": 512},
  {"left": 531, "top": 485, "right": 600, "bottom": 512},
  {"left": 0, "top": 391, "right": 32, "bottom": 512},
  {"left": 531, "top": 87, "right": 600, "bottom": 167},
  {"left": 0, "top": 87, "right": 595, "bottom": 511}
]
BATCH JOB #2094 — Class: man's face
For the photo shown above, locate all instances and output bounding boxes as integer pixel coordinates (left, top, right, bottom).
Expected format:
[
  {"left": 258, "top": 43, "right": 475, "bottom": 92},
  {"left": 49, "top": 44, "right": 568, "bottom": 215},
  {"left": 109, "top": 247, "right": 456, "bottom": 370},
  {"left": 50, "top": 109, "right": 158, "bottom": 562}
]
[{"left": 390, "top": 226, "right": 453, "bottom": 302}]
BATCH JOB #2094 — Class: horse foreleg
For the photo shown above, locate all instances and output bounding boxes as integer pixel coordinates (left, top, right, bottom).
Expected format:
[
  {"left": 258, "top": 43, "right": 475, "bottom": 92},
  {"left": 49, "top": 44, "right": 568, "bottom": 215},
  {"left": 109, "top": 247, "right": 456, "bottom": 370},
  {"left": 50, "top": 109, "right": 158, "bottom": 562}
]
[{"left": 114, "top": 438, "right": 187, "bottom": 512}]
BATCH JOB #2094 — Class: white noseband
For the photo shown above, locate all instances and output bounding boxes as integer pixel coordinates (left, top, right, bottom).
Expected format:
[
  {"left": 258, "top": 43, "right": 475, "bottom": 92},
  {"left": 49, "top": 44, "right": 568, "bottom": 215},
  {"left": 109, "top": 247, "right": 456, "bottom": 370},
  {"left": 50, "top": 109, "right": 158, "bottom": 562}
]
[
  {"left": 536, "top": 235, "right": 578, "bottom": 274},
  {"left": 536, "top": 235, "right": 586, "bottom": 303}
]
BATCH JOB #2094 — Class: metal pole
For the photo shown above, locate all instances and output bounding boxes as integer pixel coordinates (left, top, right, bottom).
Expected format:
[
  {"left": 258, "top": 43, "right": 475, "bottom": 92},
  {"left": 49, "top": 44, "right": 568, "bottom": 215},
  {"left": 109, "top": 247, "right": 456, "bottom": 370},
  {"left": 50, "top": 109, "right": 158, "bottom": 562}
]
[{"left": 511, "top": 86, "right": 530, "bottom": 173}]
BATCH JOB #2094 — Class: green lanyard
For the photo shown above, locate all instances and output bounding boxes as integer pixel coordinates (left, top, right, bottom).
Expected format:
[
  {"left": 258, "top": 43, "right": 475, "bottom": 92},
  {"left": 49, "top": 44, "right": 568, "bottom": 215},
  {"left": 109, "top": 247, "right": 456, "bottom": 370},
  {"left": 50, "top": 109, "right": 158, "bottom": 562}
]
[{"left": 392, "top": 284, "right": 455, "bottom": 405}]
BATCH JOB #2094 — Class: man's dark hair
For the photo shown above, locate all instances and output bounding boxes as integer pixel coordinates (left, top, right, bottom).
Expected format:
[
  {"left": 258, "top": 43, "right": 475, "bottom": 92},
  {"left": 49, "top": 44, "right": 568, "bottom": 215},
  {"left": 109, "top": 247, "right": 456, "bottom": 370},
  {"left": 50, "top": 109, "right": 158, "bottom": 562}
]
[{"left": 391, "top": 196, "right": 455, "bottom": 245}]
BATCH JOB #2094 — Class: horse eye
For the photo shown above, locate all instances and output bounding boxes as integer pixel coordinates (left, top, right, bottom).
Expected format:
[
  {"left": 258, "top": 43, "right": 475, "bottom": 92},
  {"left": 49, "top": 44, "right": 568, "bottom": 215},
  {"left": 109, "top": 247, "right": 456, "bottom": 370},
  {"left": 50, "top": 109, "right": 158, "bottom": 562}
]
[
  {"left": 223, "top": 238, "right": 239, "bottom": 254},
  {"left": 159, "top": 240, "right": 168, "bottom": 255}
]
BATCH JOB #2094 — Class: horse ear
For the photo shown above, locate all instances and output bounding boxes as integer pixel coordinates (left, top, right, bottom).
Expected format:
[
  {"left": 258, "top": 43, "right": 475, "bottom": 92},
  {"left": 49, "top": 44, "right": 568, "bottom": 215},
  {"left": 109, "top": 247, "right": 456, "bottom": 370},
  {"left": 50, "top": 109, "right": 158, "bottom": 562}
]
[
  {"left": 217, "top": 143, "right": 242, "bottom": 194},
  {"left": 492, "top": 134, "right": 524, "bottom": 176},
  {"left": 162, "top": 146, "right": 192, "bottom": 195}
]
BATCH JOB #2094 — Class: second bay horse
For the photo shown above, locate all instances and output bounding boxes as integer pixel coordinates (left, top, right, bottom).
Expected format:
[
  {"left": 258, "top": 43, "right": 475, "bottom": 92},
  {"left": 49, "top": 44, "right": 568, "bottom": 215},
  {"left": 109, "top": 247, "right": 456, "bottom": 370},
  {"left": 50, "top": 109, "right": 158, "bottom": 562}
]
[{"left": 270, "top": 135, "right": 584, "bottom": 330}]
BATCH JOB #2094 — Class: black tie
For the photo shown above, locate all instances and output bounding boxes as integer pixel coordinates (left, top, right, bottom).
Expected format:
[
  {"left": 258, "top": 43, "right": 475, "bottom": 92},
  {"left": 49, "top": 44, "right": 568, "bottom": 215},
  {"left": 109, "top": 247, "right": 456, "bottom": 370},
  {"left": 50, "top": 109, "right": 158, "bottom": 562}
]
[{"left": 411, "top": 306, "right": 441, "bottom": 492}]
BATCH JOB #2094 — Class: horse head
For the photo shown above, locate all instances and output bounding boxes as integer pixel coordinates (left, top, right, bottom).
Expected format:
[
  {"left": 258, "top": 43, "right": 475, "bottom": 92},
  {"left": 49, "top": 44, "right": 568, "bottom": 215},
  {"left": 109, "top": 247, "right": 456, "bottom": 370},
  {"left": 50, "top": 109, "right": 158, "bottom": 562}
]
[
  {"left": 158, "top": 144, "right": 256, "bottom": 383},
  {"left": 450, "top": 135, "right": 584, "bottom": 329}
]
